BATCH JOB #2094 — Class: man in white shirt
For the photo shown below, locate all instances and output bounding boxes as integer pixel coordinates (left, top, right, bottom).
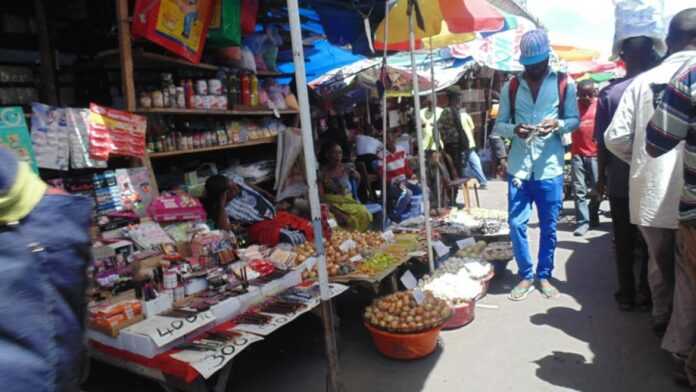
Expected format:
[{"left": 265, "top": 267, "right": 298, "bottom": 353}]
[{"left": 605, "top": 10, "right": 696, "bottom": 381}]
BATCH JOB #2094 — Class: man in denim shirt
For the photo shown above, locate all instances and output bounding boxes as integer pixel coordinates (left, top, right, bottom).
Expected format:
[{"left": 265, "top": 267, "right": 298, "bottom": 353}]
[{"left": 493, "top": 29, "right": 580, "bottom": 301}]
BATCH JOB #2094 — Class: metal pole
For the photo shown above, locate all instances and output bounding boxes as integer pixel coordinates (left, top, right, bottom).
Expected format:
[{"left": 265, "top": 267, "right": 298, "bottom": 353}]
[
  {"left": 429, "top": 37, "right": 442, "bottom": 209},
  {"left": 286, "top": 1, "right": 340, "bottom": 391},
  {"left": 409, "top": 6, "right": 435, "bottom": 272},
  {"left": 381, "top": 0, "right": 389, "bottom": 230}
]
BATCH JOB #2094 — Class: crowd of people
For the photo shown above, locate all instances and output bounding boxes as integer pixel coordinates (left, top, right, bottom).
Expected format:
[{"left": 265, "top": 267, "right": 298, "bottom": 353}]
[{"left": 491, "top": 7, "right": 696, "bottom": 387}]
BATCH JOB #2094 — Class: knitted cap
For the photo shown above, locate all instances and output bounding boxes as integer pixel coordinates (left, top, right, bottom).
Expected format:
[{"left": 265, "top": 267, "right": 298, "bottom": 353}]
[
  {"left": 0, "top": 147, "right": 18, "bottom": 196},
  {"left": 519, "top": 29, "right": 551, "bottom": 66}
]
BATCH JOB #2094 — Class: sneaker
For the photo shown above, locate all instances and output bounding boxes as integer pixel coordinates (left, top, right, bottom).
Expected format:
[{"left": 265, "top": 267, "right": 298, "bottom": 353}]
[{"left": 574, "top": 224, "right": 589, "bottom": 237}]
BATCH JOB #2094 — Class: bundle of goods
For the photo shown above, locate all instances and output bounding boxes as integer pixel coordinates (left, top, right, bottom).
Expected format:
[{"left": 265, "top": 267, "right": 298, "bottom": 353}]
[
  {"left": 88, "top": 300, "right": 144, "bottom": 337},
  {"left": 363, "top": 291, "right": 452, "bottom": 360},
  {"left": 456, "top": 240, "right": 488, "bottom": 258},
  {"left": 445, "top": 208, "right": 509, "bottom": 236},
  {"left": 482, "top": 242, "right": 514, "bottom": 262},
  {"left": 421, "top": 256, "right": 494, "bottom": 300}
]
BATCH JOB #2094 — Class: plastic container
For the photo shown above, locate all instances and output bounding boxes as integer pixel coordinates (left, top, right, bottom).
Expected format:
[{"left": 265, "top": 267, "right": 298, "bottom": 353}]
[
  {"left": 442, "top": 301, "right": 475, "bottom": 330},
  {"left": 364, "top": 322, "right": 442, "bottom": 360}
]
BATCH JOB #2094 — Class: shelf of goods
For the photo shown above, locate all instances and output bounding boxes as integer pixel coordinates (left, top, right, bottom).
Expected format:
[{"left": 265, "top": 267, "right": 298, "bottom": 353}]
[
  {"left": 148, "top": 136, "right": 278, "bottom": 158},
  {"left": 135, "top": 108, "right": 298, "bottom": 116}
]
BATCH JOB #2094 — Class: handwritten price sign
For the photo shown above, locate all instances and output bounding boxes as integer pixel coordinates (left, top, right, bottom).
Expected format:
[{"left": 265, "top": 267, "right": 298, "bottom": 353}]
[
  {"left": 170, "top": 331, "right": 263, "bottom": 379},
  {"left": 125, "top": 311, "right": 216, "bottom": 347}
]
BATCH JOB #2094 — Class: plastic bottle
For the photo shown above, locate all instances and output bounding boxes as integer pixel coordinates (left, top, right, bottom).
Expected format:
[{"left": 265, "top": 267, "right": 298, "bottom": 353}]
[
  {"left": 185, "top": 80, "right": 194, "bottom": 109},
  {"left": 250, "top": 74, "right": 258, "bottom": 107},
  {"left": 241, "top": 73, "right": 250, "bottom": 107}
]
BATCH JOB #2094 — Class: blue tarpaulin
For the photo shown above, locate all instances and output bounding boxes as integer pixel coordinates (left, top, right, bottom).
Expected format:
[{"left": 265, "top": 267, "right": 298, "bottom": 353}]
[{"left": 277, "top": 39, "right": 366, "bottom": 82}]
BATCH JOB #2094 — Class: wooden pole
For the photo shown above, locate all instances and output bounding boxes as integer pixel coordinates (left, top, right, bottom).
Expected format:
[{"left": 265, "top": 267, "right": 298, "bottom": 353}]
[
  {"left": 116, "top": 0, "right": 136, "bottom": 111},
  {"left": 34, "top": 0, "right": 58, "bottom": 105},
  {"left": 115, "top": 0, "right": 159, "bottom": 196}
]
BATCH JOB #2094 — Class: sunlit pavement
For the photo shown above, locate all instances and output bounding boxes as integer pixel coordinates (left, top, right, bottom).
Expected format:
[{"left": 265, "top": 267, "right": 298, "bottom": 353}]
[{"left": 84, "top": 180, "right": 683, "bottom": 392}]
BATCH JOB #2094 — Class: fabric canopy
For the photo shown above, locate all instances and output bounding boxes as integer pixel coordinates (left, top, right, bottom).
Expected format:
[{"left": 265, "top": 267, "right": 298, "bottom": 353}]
[{"left": 374, "top": 0, "right": 505, "bottom": 51}]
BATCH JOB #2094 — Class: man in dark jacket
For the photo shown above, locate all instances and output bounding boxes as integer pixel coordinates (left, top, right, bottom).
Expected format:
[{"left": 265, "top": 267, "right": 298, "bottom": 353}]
[{"left": 0, "top": 146, "right": 92, "bottom": 392}]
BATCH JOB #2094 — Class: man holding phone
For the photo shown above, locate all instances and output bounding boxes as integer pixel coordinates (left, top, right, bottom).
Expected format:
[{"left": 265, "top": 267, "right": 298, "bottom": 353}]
[{"left": 493, "top": 29, "right": 580, "bottom": 301}]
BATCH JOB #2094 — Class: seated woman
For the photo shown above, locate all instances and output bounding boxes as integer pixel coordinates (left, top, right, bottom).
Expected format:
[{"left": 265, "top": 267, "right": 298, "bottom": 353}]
[
  {"left": 319, "top": 142, "right": 373, "bottom": 232},
  {"left": 202, "top": 174, "right": 312, "bottom": 246},
  {"left": 378, "top": 132, "right": 422, "bottom": 222}
]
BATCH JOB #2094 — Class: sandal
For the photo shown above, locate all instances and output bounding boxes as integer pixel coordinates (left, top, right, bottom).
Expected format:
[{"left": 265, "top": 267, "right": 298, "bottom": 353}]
[
  {"left": 508, "top": 280, "right": 535, "bottom": 301},
  {"left": 539, "top": 280, "right": 560, "bottom": 299}
]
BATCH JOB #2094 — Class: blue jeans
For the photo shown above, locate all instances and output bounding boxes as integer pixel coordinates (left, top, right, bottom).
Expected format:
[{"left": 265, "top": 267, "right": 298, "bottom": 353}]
[
  {"left": 571, "top": 155, "right": 599, "bottom": 227},
  {"left": 388, "top": 180, "right": 422, "bottom": 222},
  {"left": 463, "top": 150, "right": 488, "bottom": 186},
  {"left": 508, "top": 175, "right": 563, "bottom": 280},
  {"left": 0, "top": 194, "right": 91, "bottom": 392}
]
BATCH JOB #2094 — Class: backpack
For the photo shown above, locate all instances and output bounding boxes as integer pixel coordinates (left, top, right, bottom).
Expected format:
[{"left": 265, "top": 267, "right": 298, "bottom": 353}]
[{"left": 508, "top": 72, "right": 569, "bottom": 124}]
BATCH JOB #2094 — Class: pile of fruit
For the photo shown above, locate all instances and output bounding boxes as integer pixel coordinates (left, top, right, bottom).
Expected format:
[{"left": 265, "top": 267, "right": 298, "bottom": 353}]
[
  {"left": 357, "top": 253, "right": 398, "bottom": 275},
  {"left": 456, "top": 240, "right": 488, "bottom": 258},
  {"left": 364, "top": 291, "right": 452, "bottom": 333},
  {"left": 296, "top": 231, "right": 387, "bottom": 278}
]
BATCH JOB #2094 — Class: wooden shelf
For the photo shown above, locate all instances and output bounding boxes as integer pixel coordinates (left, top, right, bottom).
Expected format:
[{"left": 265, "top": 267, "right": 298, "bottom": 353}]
[
  {"left": 135, "top": 108, "right": 298, "bottom": 116},
  {"left": 95, "top": 49, "right": 290, "bottom": 76},
  {"left": 148, "top": 136, "right": 277, "bottom": 158}
]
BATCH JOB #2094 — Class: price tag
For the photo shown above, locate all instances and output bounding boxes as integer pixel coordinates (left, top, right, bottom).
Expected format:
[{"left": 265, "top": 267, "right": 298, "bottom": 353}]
[
  {"left": 328, "top": 219, "right": 338, "bottom": 228},
  {"left": 412, "top": 288, "right": 426, "bottom": 305},
  {"left": 170, "top": 331, "right": 263, "bottom": 379},
  {"left": 432, "top": 241, "right": 451, "bottom": 258},
  {"left": 457, "top": 238, "right": 476, "bottom": 250},
  {"left": 381, "top": 230, "right": 395, "bottom": 242},
  {"left": 339, "top": 239, "right": 357, "bottom": 253},
  {"left": 125, "top": 311, "right": 216, "bottom": 347},
  {"left": 400, "top": 270, "right": 418, "bottom": 290},
  {"left": 350, "top": 254, "right": 364, "bottom": 263}
]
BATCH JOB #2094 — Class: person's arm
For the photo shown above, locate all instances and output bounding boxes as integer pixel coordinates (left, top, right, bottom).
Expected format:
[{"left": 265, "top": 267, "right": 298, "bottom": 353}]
[
  {"left": 493, "top": 82, "right": 516, "bottom": 139},
  {"left": 594, "top": 93, "right": 610, "bottom": 196},
  {"left": 558, "top": 81, "right": 580, "bottom": 134},
  {"left": 604, "top": 88, "right": 637, "bottom": 164},
  {"left": 646, "top": 71, "right": 693, "bottom": 157}
]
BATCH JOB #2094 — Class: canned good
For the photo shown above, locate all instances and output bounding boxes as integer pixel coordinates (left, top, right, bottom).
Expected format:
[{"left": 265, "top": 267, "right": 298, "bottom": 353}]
[
  {"left": 219, "top": 95, "right": 228, "bottom": 110},
  {"left": 208, "top": 78, "right": 222, "bottom": 96},
  {"left": 192, "top": 95, "right": 203, "bottom": 109},
  {"left": 202, "top": 95, "right": 212, "bottom": 109},
  {"left": 195, "top": 79, "right": 208, "bottom": 95},
  {"left": 151, "top": 90, "right": 164, "bottom": 108}
]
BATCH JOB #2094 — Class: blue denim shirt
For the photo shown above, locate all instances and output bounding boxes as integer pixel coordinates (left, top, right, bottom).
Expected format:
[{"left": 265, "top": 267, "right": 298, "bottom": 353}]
[{"left": 493, "top": 71, "right": 580, "bottom": 180}]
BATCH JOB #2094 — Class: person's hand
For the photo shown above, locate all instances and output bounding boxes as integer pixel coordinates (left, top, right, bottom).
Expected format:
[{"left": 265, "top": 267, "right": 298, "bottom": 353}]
[
  {"left": 514, "top": 124, "right": 533, "bottom": 139},
  {"left": 539, "top": 119, "right": 560, "bottom": 134},
  {"left": 595, "top": 181, "right": 606, "bottom": 199},
  {"left": 497, "top": 158, "right": 508, "bottom": 179}
]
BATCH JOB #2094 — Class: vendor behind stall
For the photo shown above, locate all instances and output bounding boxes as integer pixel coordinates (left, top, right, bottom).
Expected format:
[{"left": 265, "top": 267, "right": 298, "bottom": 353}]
[
  {"left": 379, "top": 132, "right": 422, "bottom": 222},
  {"left": 319, "top": 142, "right": 373, "bottom": 231},
  {"left": 203, "top": 174, "right": 312, "bottom": 246}
]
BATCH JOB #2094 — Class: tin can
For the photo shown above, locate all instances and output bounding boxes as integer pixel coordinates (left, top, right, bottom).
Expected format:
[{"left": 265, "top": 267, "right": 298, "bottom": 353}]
[
  {"left": 208, "top": 78, "right": 222, "bottom": 96},
  {"left": 192, "top": 95, "right": 203, "bottom": 109},
  {"left": 219, "top": 95, "right": 228, "bottom": 110},
  {"left": 203, "top": 95, "right": 213, "bottom": 109},
  {"left": 195, "top": 79, "right": 208, "bottom": 95}
]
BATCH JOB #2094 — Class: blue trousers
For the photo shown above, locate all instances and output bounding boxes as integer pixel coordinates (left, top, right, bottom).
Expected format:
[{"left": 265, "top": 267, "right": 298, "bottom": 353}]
[
  {"left": 463, "top": 150, "right": 488, "bottom": 186},
  {"left": 508, "top": 175, "right": 563, "bottom": 280}
]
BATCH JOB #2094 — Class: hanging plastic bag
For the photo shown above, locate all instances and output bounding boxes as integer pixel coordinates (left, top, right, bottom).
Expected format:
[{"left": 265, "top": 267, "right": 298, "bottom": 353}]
[
  {"left": 240, "top": 0, "right": 258, "bottom": 34},
  {"left": 612, "top": 0, "right": 666, "bottom": 59},
  {"left": 207, "top": 0, "right": 241, "bottom": 47},
  {"left": 132, "top": 0, "right": 214, "bottom": 64}
]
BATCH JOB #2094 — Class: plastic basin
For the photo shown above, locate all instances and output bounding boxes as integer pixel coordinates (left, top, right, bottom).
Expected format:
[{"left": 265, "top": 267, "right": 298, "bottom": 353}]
[
  {"left": 442, "top": 301, "right": 475, "bottom": 330},
  {"left": 364, "top": 322, "right": 442, "bottom": 360}
]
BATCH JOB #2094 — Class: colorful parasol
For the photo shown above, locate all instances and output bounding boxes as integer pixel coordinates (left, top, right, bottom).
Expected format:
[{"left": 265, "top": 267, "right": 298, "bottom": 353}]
[{"left": 374, "top": 0, "right": 505, "bottom": 51}]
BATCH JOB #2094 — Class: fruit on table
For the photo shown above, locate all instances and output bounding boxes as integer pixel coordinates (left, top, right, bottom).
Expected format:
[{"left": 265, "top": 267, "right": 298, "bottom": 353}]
[
  {"left": 357, "top": 253, "right": 397, "bottom": 275},
  {"left": 295, "top": 230, "right": 387, "bottom": 278},
  {"left": 364, "top": 291, "right": 452, "bottom": 333}
]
